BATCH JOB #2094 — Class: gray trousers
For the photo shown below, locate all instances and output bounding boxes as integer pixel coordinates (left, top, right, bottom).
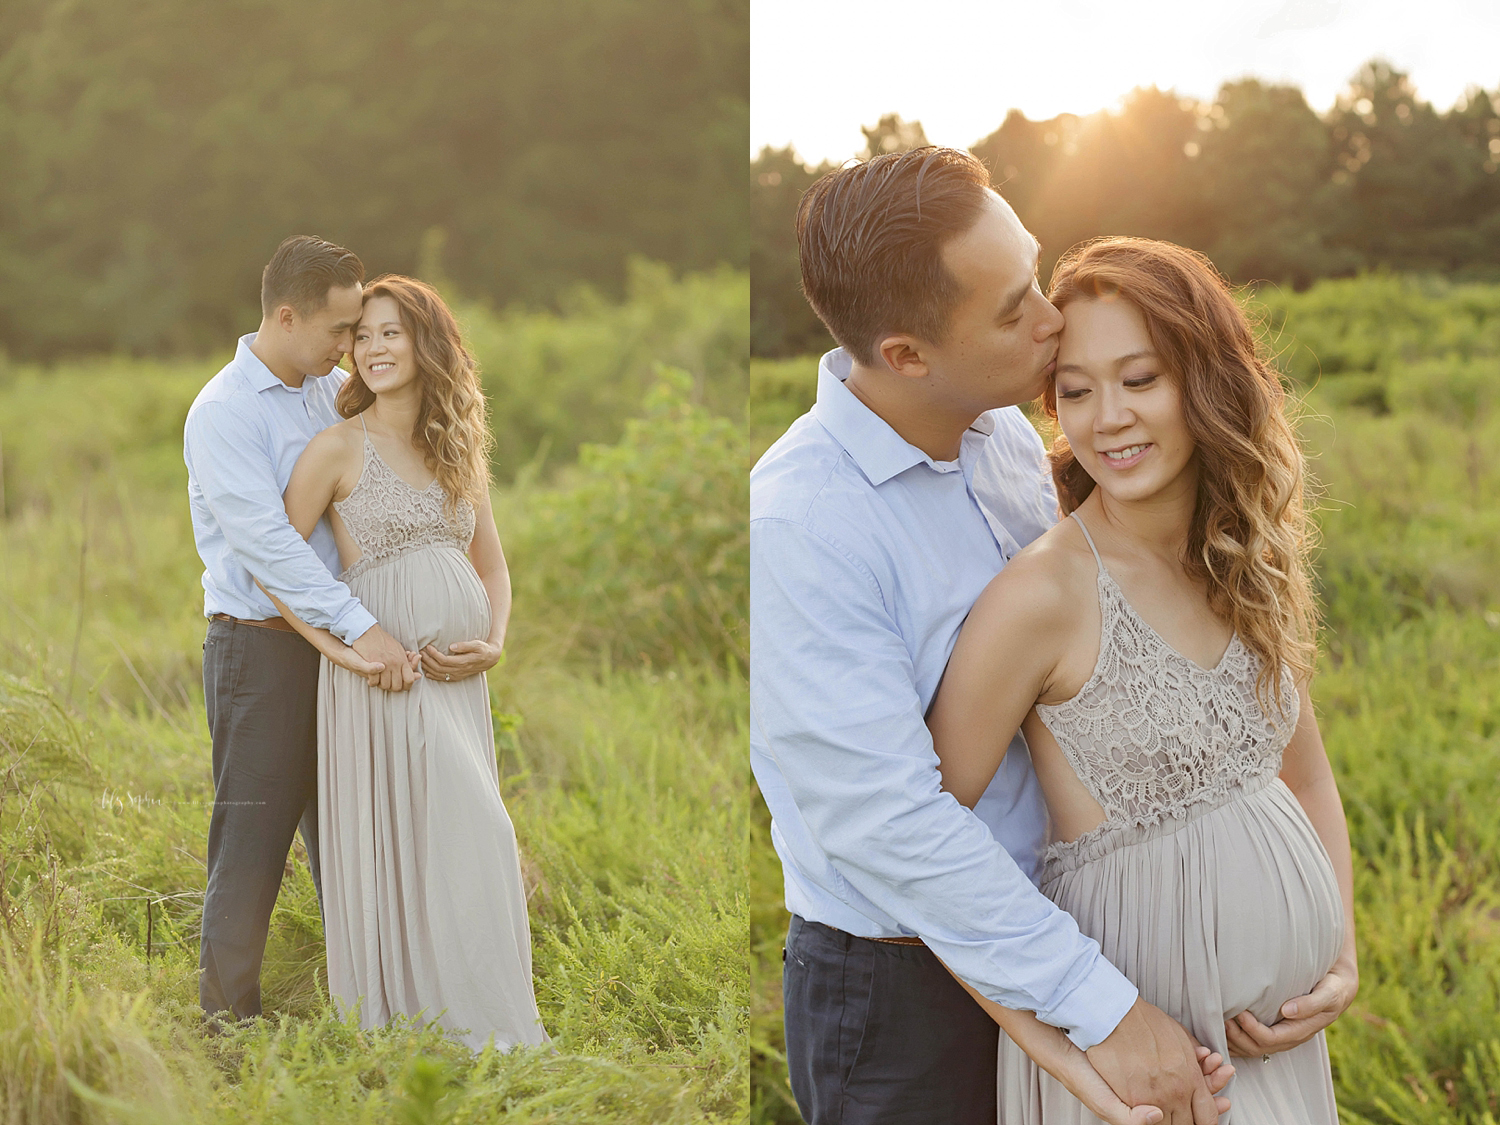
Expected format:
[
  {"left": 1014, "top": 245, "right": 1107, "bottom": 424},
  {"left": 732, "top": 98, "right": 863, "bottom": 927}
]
[
  {"left": 199, "top": 617, "right": 323, "bottom": 1019},
  {"left": 783, "top": 916, "right": 999, "bottom": 1125}
]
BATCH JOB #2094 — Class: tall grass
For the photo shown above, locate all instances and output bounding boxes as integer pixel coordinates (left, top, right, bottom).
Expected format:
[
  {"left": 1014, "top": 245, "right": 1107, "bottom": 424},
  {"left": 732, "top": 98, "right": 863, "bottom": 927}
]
[
  {"left": 749, "top": 274, "right": 1500, "bottom": 1125},
  {"left": 0, "top": 269, "right": 749, "bottom": 1122}
]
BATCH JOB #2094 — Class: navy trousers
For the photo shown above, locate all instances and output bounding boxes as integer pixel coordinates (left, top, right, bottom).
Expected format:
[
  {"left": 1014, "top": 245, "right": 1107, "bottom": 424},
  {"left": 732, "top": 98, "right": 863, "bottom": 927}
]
[
  {"left": 198, "top": 618, "right": 323, "bottom": 1019},
  {"left": 783, "top": 915, "right": 1000, "bottom": 1124}
]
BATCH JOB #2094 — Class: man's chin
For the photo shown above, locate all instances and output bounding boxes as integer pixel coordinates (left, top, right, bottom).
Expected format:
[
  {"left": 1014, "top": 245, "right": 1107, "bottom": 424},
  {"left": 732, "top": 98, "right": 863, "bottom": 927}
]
[{"left": 1020, "top": 373, "right": 1050, "bottom": 403}]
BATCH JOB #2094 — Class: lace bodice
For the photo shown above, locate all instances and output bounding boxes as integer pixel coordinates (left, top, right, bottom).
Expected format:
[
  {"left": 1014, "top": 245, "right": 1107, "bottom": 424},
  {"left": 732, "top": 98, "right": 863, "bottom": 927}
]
[
  {"left": 332, "top": 422, "right": 475, "bottom": 582},
  {"left": 1035, "top": 513, "right": 1298, "bottom": 841}
]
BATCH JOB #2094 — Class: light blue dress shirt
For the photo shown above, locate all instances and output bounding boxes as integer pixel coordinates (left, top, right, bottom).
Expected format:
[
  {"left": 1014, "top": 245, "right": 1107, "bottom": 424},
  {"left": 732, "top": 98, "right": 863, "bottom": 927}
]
[
  {"left": 183, "top": 334, "right": 377, "bottom": 645},
  {"left": 750, "top": 348, "right": 1138, "bottom": 1050}
]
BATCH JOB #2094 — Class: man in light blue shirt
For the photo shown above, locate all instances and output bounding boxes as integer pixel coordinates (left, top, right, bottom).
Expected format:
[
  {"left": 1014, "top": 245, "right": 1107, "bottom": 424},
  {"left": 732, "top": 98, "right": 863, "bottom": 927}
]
[
  {"left": 752, "top": 149, "right": 1225, "bottom": 1124},
  {"left": 184, "top": 235, "right": 414, "bottom": 1024}
]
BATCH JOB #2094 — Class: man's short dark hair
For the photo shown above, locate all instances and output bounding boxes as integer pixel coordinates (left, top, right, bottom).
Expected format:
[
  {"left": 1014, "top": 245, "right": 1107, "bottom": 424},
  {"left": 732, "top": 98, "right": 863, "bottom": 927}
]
[
  {"left": 796, "top": 147, "right": 994, "bottom": 366},
  {"left": 261, "top": 235, "right": 365, "bottom": 317}
]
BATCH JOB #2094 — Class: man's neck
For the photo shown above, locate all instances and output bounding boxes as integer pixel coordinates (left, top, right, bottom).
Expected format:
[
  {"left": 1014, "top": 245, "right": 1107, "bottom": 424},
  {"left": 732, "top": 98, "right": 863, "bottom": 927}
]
[
  {"left": 249, "top": 324, "right": 307, "bottom": 389},
  {"left": 844, "top": 362, "right": 976, "bottom": 463}
]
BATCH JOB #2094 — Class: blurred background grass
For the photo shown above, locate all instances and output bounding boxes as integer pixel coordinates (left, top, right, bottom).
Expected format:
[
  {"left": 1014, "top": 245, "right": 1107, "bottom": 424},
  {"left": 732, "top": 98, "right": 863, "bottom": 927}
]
[{"left": 749, "top": 275, "right": 1500, "bottom": 1125}]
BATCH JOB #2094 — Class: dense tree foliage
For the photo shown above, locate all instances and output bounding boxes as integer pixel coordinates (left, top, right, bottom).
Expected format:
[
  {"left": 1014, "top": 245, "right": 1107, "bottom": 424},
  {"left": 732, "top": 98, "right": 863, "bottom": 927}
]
[
  {"left": 752, "top": 61, "right": 1500, "bottom": 357},
  {"left": 0, "top": 0, "right": 747, "bottom": 359}
]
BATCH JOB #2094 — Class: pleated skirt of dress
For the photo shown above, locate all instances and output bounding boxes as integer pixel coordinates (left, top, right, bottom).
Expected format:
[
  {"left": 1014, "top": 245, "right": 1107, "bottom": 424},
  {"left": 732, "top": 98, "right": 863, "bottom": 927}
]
[
  {"left": 998, "top": 777, "right": 1344, "bottom": 1125},
  {"left": 318, "top": 543, "right": 548, "bottom": 1052}
]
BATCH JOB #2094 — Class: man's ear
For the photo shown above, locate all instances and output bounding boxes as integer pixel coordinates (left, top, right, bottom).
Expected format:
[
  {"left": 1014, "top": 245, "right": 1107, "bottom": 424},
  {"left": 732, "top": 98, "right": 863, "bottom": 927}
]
[
  {"left": 875, "top": 335, "right": 930, "bottom": 380},
  {"left": 275, "top": 304, "right": 298, "bottom": 332}
]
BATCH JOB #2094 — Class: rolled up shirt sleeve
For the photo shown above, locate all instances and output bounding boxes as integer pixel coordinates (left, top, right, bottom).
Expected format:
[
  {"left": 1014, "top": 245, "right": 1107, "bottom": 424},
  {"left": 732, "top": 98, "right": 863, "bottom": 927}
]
[
  {"left": 186, "top": 401, "right": 376, "bottom": 645},
  {"left": 751, "top": 515, "right": 1138, "bottom": 1049}
]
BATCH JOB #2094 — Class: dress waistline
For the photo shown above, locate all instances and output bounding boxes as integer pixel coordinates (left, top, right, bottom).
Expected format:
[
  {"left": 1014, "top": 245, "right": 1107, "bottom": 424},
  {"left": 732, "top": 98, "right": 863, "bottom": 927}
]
[
  {"left": 1042, "top": 770, "right": 1282, "bottom": 883},
  {"left": 341, "top": 540, "right": 468, "bottom": 583}
]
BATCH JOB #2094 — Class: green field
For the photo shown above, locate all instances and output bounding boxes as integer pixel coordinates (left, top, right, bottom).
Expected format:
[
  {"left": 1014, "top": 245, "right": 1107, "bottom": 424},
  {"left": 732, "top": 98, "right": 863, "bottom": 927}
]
[
  {"left": 0, "top": 270, "right": 750, "bottom": 1123},
  {"left": 750, "top": 275, "right": 1500, "bottom": 1125}
]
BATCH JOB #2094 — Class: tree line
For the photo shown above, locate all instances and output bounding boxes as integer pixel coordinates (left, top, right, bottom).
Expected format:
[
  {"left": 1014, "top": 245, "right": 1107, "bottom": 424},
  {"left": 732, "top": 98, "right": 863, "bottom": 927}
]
[
  {"left": 752, "top": 61, "right": 1500, "bottom": 358},
  {"left": 0, "top": 0, "right": 746, "bottom": 360}
]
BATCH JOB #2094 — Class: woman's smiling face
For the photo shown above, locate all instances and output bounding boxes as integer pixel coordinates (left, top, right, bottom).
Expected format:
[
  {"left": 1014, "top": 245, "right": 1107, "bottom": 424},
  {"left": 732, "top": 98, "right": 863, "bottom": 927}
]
[
  {"left": 353, "top": 295, "right": 417, "bottom": 395},
  {"left": 1053, "top": 295, "right": 1197, "bottom": 506}
]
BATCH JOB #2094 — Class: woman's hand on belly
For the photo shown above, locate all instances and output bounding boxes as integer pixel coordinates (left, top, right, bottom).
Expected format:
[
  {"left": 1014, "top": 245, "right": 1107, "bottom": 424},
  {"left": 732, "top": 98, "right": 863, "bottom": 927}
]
[
  {"left": 419, "top": 638, "right": 503, "bottom": 682},
  {"left": 1223, "top": 958, "right": 1358, "bottom": 1058}
]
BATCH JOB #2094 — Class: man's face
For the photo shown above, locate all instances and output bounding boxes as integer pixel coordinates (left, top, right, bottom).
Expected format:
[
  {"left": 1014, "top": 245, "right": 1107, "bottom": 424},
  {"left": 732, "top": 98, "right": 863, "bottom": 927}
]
[
  {"left": 280, "top": 283, "right": 363, "bottom": 376},
  {"left": 916, "top": 192, "right": 1063, "bottom": 414}
]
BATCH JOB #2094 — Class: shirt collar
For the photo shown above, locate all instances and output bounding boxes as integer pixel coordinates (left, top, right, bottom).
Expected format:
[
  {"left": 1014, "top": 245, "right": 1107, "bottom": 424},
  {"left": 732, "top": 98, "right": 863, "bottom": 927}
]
[
  {"left": 237, "top": 332, "right": 322, "bottom": 394},
  {"left": 235, "top": 334, "right": 286, "bottom": 393},
  {"left": 810, "top": 347, "right": 995, "bottom": 486}
]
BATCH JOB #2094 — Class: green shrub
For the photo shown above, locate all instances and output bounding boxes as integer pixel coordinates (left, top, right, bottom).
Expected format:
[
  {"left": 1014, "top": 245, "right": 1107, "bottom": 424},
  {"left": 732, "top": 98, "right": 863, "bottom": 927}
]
[
  {"left": 1253, "top": 274, "right": 1500, "bottom": 382},
  {"left": 749, "top": 357, "right": 817, "bottom": 456},
  {"left": 506, "top": 367, "right": 749, "bottom": 668},
  {"left": 460, "top": 261, "right": 748, "bottom": 480}
]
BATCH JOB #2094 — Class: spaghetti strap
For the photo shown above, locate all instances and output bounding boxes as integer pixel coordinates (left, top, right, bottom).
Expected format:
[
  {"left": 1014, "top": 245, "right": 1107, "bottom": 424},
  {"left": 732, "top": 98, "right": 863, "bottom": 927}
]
[
  {"left": 1069, "top": 511, "right": 1107, "bottom": 576},
  {"left": 358, "top": 411, "right": 369, "bottom": 438}
]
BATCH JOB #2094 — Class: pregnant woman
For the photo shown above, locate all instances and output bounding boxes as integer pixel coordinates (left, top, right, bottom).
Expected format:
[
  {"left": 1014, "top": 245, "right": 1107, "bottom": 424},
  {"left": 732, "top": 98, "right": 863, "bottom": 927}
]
[
  {"left": 928, "top": 238, "right": 1357, "bottom": 1123},
  {"left": 264, "top": 274, "right": 548, "bottom": 1051}
]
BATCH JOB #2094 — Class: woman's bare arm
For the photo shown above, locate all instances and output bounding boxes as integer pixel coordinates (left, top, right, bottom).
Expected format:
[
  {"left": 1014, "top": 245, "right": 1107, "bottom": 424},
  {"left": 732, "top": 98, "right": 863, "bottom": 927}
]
[
  {"left": 1225, "top": 678, "right": 1358, "bottom": 1056},
  {"left": 467, "top": 497, "right": 511, "bottom": 650},
  {"left": 927, "top": 548, "right": 1073, "bottom": 806},
  {"left": 264, "top": 426, "right": 411, "bottom": 685}
]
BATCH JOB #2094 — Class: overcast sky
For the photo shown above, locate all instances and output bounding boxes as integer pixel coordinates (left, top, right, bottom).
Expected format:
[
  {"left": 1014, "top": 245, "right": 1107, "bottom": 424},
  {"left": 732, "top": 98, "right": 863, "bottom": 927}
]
[{"left": 752, "top": 0, "right": 1500, "bottom": 164}]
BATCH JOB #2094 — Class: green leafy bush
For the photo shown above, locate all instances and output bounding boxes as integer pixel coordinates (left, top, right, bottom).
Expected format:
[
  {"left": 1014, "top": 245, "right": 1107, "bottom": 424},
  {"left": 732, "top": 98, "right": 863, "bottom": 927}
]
[
  {"left": 749, "top": 357, "right": 817, "bottom": 456},
  {"left": 506, "top": 367, "right": 749, "bottom": 668},
  {"left": 461, "top": 261, "right": 748, "bottom": 481}
]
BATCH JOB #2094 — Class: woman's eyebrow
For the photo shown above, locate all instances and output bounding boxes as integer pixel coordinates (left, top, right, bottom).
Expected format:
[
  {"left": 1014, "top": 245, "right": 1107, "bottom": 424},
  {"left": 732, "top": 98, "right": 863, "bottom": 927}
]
[{"left": 1056, "top": 350, "right": 1159, "bottom": 376}]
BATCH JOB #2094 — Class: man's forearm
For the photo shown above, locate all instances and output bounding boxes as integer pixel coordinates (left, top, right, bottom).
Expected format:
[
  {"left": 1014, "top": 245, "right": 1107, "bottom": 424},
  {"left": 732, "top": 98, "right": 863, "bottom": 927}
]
[
  {"left": 225, "top": 511, "right": 374, "bottom": 641},
  {"left": 765, "top": 725, "right": 1137, "bottom": 1047},
  {"left": 260, "top": 582, "right": 346, "bottom": 661}
]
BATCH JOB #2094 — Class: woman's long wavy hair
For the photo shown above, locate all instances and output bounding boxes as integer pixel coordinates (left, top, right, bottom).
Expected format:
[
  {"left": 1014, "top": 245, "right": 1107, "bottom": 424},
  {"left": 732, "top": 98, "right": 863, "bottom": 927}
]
[
  {"left": 336, "top": 275, "right": 493, "bottom": 518},
  {"left": 1044, "top": 237, "right": 1317, "bottom": 711}
]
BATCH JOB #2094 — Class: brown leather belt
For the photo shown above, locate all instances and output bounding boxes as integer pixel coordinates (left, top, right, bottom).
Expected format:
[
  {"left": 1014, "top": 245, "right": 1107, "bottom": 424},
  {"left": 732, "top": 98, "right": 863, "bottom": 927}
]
[
  {"left": 872, "top": 936, "right": 926, "bottom": 946},
  {"left": 211, "top": 613, "right": 296, "bottom": 633}
]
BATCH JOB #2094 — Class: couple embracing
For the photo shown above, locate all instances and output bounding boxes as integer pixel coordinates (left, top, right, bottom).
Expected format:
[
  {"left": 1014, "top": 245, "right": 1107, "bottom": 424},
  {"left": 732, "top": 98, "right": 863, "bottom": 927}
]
[
  {"left": 184, "top": 236, "right": 547, "bottom": 1051},
  {"left": 751, "top": 148, "right": 1359, "bottom": 1124}
]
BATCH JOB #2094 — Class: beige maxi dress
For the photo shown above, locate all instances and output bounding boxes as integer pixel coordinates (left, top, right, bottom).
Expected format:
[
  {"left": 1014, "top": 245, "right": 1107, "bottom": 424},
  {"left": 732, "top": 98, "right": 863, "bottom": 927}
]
[
  {"left": 998, "top": 513, "right": 1344, "bottom": 1124},
  {"left": 317, "top": 429, "right": 548, "bottom": 1052}
]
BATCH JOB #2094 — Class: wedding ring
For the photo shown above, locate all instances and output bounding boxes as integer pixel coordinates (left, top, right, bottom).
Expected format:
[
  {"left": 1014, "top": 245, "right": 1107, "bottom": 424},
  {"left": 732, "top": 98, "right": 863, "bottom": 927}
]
[
  {"left": 1262, "top": 1054, "right": 1271, "bottom": 1064},
  {"left": 445, "top": 674, "right": 452, "bottom": 681}
]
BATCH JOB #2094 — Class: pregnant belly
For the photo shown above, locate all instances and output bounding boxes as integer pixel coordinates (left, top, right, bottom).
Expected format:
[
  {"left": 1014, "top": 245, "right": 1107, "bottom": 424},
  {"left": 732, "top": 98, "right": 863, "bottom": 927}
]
[
  {"left": 1206, "top": 781, "right": 1346, "bottom": 1022},
  {"left": 347, "top": 545, "right": 491, "bottom": 654},
  {"left": 1047, "top": 779, "right": 1345, "bottom": 1035}
]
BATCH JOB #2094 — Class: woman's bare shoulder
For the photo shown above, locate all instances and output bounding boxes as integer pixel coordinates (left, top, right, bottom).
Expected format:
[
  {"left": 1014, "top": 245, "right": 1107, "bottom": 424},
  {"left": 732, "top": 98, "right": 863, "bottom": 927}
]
[
  {"left": 979, "top": 516, "right": 1099, "bottom": 621},
  {"left": 951, "top": 516, "right": 1102, "bottom": 702},
  {"left": 288, "top": 418, "right": 365, "bottom": 501},
  {"left": 300, "top": 417, "right": 364, "bottom": 463}
]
